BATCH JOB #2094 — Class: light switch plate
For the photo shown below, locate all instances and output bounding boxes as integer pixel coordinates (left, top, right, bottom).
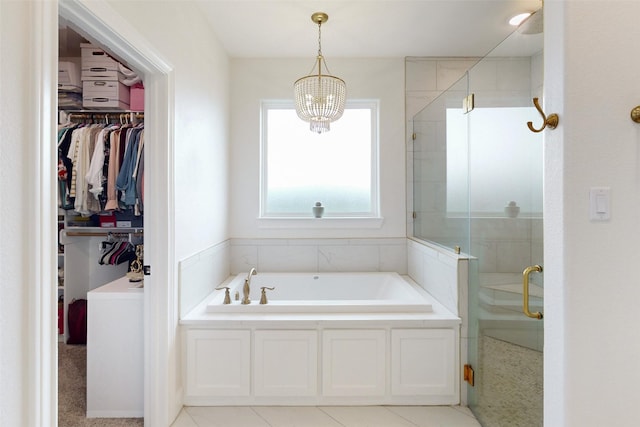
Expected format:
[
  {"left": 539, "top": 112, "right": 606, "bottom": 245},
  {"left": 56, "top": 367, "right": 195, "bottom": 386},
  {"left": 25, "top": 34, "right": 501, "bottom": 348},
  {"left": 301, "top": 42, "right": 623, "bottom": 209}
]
[{"left": 589, "top": 187, "right": 610, "bottom": 221}]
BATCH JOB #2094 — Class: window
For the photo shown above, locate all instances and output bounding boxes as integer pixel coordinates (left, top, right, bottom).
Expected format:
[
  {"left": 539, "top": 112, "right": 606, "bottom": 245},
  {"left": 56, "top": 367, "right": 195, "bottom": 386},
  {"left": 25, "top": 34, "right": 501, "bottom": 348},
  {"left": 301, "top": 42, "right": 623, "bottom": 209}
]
[{"left": 260, "top": 100, "right": 379, "bottom": 219}]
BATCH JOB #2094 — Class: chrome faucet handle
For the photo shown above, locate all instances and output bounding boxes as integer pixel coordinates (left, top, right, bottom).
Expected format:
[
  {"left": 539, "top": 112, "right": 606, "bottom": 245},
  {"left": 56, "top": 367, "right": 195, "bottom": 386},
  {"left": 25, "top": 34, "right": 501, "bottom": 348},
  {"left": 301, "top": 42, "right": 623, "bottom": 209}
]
[
  {"left": 215, "top": 286, "right": 231, "bottom": 304},
  {"left": 259, "top": 286, "right": 275, "bottom": 305}
]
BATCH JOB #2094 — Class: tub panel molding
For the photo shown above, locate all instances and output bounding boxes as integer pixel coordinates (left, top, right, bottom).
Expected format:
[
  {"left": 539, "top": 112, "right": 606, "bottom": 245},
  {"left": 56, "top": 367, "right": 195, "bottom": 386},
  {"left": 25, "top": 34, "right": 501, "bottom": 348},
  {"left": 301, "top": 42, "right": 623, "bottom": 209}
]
[
  {"left": 391, "top": 329, "right": 458, "bottom": 396},
  {"left": 182, "top": 324, "right": 460, "bottom": 406},
  {"left": 322, "top": 329, "right": 386, "bottom": 397},
  {"left": 185, "top": 329, "right": 250, "bottom": 397},
  {"left": 254, "top": 330, "right": 318, "bottom": 397}
]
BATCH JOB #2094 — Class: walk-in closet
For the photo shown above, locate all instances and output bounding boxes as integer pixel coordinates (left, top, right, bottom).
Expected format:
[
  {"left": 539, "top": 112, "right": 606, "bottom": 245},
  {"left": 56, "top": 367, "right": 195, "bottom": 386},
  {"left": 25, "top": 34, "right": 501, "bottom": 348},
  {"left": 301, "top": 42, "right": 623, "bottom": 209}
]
[{"left": 57, "top": 21, "right": 145, "bottom": 425}]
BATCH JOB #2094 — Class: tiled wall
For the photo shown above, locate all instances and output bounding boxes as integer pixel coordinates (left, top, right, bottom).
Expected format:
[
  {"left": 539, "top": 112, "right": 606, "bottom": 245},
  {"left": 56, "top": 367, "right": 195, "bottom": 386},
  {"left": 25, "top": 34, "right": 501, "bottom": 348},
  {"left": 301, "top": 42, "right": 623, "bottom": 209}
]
[
  {"left": 178, "top": 240, "right": 230, "bottom": 318},
  {"left": 471, "top": 218, "right": 543, "bottom": 274},
  {"left": 406, "top": 239, "right": 467, "bottom": 317},
  {"left": 229, "top": 238, "right": 408, "bottom": 275},
  {"left": 405, "top": 57, "right": 480, "bottom": 121},
  {"left": 405, "top": 57, "right": 478, "bottom": 240}
]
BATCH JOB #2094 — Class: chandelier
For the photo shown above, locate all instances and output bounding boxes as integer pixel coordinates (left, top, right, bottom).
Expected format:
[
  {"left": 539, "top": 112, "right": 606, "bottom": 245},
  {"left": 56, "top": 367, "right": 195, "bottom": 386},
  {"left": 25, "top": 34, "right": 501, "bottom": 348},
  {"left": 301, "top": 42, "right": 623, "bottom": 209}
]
[{"left": 294, "top": 12, "right": 346, "bottom": 134}]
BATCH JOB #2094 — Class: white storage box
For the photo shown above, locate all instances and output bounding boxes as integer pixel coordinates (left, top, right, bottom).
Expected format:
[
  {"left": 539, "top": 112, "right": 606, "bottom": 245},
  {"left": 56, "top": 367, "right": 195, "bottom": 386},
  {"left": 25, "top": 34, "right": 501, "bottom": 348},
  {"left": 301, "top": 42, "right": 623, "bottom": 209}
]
[
  {"left": 82, "top": 66, "right": 124, "bottom": 82},
  {"left": 82, "top": 98, "right": 130, "bottom": 110},
  {"left": 81, "top": 43, "right": 118, "bottom": 68},
  {"left": 58, "top": 61, "right": 81, "bottom": 92},
  {"left": 83, "top": 80, "right": 130, "bottom": 110}
]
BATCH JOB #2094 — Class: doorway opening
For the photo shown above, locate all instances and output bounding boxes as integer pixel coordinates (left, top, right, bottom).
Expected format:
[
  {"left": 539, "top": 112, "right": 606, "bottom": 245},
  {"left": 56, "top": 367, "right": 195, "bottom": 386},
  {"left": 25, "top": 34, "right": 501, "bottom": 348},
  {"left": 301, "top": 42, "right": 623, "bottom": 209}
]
[{"left": 43, "top": 1, "right": 176, "bottom": 425}]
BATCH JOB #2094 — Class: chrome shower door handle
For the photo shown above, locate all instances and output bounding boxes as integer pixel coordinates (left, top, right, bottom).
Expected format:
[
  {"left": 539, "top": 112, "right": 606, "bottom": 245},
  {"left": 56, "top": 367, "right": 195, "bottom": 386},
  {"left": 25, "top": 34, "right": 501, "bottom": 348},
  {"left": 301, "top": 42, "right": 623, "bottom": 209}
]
[{"left": 522, "top": 264, "right": 543, "bottom": 319}]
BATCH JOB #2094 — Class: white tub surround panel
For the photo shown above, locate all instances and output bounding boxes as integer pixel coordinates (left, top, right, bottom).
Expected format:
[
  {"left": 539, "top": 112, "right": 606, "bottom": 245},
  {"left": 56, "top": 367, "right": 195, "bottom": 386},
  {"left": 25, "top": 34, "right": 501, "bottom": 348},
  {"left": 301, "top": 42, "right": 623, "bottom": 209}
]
[
  {"left": 254, "top": 330, "right": 318, "bottom": 397},
  {"left": 182, "top": 322, "right": 459, "bottom": 406},
  {"left": 391, "top": 329, "right": 457, "bottom": 397},
  {"left": 186, "top": 330, "right": 251, "bottom": 398},
  {"left": 181, "top": 277, "right": 460, "bottom": 406},
  {"left": 323, "top": 329, "right": 386, "bottom": 397},
  {"left": 407, "top": 239, "right": 466, "bottom": 316},
  {"left": 407, "top": 238, "right": 470, "bottom": 405},
  {"left": 179, "top": 241, "right": 231, "bottom": 318},
  {"left": 230, "top": 238, "right": 407, "bottom": 275}
]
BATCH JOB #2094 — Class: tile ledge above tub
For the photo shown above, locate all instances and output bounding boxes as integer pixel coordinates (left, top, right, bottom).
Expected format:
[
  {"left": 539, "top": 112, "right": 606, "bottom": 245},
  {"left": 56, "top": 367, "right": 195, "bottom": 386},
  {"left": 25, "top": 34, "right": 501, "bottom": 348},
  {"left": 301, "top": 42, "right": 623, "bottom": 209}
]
[
  {"left": 408, "top": 237, "right": 474, "bottom": 261},
  {"left": 258, "top": 217, "right": 384, "bottom": 229}
]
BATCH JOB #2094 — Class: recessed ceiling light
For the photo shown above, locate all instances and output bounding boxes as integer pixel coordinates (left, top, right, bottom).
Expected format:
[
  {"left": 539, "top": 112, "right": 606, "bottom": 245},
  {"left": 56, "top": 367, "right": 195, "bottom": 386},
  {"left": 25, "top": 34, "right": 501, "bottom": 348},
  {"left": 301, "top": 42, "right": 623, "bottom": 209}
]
[{"left": 509, "top": 12, "right": 532, "bottom": 26}]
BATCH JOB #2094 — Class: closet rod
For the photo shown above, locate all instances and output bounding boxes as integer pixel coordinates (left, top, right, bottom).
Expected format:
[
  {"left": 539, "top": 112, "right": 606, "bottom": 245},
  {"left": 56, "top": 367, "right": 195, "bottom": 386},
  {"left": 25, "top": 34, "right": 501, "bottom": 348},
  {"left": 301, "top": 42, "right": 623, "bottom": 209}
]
[
  {"left": 62, "top": 228, "right": 143, "bottom": 237},
  {"left": 60, "top": 110, "right": 143, "bottom": 123},
  {"left": 61, "top": 109, "right": 144, "bottom": 114}
]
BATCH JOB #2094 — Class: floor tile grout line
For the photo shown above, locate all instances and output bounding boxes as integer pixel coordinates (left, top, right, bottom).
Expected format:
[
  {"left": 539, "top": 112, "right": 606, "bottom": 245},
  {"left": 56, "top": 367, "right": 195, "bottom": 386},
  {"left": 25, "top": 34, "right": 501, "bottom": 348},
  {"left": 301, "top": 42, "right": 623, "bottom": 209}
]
[
  {"left": 182, "top": 407, "right": 200, "bottom": 427},
  {"left": 317, "top": 406, "right": 348, "bottom": 427},
  {"left": 382, "top": 406, "right": 421, "bottom": 427},
  {"left": 250, "top": 406, "right": 274, "bottom": 427}
]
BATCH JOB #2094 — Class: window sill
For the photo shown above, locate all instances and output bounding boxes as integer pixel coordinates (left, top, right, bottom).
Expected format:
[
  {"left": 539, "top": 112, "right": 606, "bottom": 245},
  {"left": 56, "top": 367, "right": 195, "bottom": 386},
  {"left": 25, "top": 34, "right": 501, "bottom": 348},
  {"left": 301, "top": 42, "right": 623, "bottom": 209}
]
[{"left": 257, "top": 217, "right": 384, "bottom": 229}]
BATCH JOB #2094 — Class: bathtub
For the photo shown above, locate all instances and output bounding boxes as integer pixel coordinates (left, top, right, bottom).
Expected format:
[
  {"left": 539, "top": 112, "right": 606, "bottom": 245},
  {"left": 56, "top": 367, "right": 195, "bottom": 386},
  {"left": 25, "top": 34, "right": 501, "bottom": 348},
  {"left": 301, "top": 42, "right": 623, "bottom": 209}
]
[
  {"left": 205, "top": 272, "right": 433, "bottom": 314},
  {"left": 182, "top": 272, "right": 461, "bottom": 406}
]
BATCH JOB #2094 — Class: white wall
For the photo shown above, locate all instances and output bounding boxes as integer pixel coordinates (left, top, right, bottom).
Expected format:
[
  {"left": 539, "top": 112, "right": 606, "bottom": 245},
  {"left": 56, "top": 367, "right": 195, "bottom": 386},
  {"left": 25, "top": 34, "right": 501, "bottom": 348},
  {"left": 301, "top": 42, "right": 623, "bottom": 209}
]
[
  {"left": 104, "top": 2, "right": 231, "bottom": 423},
  {"left": 545, "top": 1, "right": 640, "bottom": 425},
  {"left": 0, "top": 3, "right": 40, "bottom": 425},
  {"left": 108, "top": 1, "right": 230, "bottom": 260},
  {"left": 230, "top": 58, "right": 405, "bottom": 239}
]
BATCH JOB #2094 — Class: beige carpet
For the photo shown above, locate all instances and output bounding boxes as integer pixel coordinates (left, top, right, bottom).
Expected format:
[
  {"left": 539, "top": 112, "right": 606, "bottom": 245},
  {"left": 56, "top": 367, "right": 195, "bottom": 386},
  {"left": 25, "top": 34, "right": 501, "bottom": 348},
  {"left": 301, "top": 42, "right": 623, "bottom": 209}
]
[{"left": 58, "top": 342, "right": 144, "bottom": 426}]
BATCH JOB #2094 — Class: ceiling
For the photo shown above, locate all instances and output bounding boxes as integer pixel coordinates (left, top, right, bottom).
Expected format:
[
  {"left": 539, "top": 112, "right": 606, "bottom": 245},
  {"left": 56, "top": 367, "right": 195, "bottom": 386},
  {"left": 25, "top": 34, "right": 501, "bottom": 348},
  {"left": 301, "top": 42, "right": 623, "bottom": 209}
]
[{"left": 195, "top": 0, "right": 543, "bottom": 59}]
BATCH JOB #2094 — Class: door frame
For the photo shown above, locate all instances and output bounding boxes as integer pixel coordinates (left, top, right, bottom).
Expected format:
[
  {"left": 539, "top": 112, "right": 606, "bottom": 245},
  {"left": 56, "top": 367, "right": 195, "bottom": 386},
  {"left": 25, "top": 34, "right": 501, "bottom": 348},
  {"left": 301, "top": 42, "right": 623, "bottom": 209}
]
[{"left": 33, "top": 0, "right": 177, "bottom": 425}]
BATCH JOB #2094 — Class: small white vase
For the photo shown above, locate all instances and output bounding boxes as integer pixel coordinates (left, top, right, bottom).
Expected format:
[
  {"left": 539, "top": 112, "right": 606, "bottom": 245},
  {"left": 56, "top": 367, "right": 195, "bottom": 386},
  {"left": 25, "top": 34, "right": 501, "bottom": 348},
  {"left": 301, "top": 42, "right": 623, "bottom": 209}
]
[
  {"left": 312, "top": 202, "right": 324, "bottom": 218},
  {"left": 505, "top": 201, "right": 520, "bottom": 218}
]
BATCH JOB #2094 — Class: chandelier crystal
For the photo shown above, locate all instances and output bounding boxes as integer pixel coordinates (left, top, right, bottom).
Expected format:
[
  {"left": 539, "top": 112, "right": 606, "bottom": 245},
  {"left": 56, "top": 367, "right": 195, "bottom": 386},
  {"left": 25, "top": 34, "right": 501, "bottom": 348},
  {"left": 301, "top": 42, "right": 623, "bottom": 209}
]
[{"left": 294, "top": 12, "right": 346, "bottom": 134}]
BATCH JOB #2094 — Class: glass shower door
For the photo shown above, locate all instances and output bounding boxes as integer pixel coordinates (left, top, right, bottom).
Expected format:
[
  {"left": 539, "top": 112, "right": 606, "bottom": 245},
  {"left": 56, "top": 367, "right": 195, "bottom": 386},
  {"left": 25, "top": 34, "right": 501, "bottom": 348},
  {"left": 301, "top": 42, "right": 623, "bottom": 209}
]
[
  {"left": 465, "top": 26, "right": 544, "bottom": 427},
  {"left": 408, "top": 14, "right": 544, "bottom": 426}
]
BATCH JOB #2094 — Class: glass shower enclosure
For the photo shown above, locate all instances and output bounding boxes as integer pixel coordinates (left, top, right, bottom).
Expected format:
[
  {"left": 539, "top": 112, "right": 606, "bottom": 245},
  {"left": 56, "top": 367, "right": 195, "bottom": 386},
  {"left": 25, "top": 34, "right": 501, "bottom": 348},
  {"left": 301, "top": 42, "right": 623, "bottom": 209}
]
[{"left": 411, "top": 23, "right": 544, "bottom": 427}]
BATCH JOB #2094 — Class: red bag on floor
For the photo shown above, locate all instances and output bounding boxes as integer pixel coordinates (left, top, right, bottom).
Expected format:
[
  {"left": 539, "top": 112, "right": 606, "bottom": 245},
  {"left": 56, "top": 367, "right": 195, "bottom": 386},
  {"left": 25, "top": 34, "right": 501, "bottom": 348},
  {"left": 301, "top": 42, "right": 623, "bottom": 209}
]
[
  {"left": 67, "top": 298, "right": 87, "bottom": 345},
  {"left": 58, "top": 301, "right": 64, "bottom": 335}
]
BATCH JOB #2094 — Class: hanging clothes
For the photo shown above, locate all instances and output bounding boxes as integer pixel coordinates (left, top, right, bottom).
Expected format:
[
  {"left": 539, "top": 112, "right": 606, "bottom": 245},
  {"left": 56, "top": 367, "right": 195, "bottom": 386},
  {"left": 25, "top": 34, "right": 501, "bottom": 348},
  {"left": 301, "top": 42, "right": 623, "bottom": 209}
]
[
  {"left": 98, "top": 234, "right": 137, "bottom": 266},
  {"left": 57, "top": 117, "right": 144, "bottom": 217},
  {"left": 115, "top": 126, "right": 143, "bottom": 208}
]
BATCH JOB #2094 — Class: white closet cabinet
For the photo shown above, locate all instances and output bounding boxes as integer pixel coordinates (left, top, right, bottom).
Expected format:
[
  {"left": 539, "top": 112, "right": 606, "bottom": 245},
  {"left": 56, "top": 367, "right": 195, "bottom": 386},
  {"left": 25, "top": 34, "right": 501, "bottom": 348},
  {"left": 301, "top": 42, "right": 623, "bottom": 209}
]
[{"left": 86, "top": 276, "right": 143, "bottom": 418}]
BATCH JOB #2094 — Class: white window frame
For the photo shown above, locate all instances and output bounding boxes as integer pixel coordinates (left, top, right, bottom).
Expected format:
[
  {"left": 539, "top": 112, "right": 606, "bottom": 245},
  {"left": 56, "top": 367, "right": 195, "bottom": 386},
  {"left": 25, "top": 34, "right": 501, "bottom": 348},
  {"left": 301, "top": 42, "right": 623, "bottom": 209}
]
[{"left": 259, "top": 99, "right": 382, "bottom": 228}]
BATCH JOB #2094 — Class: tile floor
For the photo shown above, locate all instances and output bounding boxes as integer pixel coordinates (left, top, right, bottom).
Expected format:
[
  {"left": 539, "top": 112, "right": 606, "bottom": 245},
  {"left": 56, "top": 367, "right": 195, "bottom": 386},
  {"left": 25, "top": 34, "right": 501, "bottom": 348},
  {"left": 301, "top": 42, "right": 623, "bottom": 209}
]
[{"left": 170, "top": 406, "right": 482, "bottom": 427}]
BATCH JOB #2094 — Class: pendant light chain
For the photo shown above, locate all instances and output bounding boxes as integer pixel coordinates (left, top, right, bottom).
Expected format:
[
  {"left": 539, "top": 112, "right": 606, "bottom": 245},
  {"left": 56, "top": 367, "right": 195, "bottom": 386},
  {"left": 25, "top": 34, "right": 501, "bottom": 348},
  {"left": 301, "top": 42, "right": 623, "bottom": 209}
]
[
  {"left": 317, "top": 18, "right": 332, "bottom": 76},
  {"left": 317, "top": 19, "right": 322, "bottom": 57}
]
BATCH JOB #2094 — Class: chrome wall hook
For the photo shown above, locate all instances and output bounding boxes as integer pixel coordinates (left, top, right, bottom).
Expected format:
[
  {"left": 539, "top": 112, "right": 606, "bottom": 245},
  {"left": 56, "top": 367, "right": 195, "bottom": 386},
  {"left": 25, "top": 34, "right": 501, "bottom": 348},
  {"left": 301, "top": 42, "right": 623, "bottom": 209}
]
[{"left": 527, "top": 97, "right": 559, "bottom": 133}]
